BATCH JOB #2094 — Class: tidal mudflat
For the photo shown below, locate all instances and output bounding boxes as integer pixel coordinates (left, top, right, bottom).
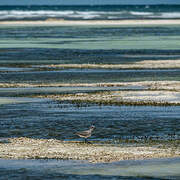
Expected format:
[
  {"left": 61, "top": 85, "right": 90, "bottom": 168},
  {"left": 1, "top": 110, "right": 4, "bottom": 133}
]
[
  {"left": 0, "top": 18, "right": 180, "bottom": 179},
  {"left": 0, "top": 137, "right": 179, "bottom": 163}
]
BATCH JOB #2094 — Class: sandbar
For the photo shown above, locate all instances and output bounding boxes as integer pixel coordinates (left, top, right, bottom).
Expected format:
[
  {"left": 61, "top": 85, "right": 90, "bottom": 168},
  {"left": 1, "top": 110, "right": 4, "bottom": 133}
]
[
  {"left": 1, "top": 19, "right": 180, "bottom": 26},
  {"left": 0, "top": 137, "right": 179, "bottom": 163},
  {"left": 45, "top": 60, "right": 180, "bottom": 69},
  {"left": 38, "top": 89, "right": 180, "bottom": 106}
]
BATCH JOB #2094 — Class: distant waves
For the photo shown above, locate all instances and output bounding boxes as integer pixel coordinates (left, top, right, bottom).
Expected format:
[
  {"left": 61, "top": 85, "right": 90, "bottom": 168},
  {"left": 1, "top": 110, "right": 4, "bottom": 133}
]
[{"left": 1, "top": 5, "right": 180, "bottom": 21}]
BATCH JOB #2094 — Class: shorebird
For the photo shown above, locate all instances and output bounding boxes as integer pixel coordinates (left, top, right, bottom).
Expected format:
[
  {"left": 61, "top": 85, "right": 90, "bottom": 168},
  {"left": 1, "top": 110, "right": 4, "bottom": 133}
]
[{"left": 75, "top": 125, "right": 95, "bottom": 143}]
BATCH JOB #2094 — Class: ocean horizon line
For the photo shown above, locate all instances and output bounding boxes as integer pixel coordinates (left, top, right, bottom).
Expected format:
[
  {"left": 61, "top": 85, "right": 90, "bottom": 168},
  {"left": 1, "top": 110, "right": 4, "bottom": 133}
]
[{"left": 0, "top": 4, "right": 180, "bottom": 7}]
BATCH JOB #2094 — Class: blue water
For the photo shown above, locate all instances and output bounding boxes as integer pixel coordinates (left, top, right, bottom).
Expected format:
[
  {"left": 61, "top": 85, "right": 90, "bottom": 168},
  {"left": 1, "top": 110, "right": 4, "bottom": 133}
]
[
  {"left": 1, "top": 5, "right": 180, "bottom": 21},
  {"left": 0, "top": 158, "right": 179, "bottom": 179},
  {"left": 0, "top": 99, "right": 179, "bottom": 140}
]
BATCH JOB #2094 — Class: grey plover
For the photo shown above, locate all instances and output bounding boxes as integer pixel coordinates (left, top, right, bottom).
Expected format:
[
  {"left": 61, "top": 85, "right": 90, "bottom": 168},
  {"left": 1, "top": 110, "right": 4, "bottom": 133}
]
[{"left": 75, "top": 125, "right": 95, "bottom": 143}]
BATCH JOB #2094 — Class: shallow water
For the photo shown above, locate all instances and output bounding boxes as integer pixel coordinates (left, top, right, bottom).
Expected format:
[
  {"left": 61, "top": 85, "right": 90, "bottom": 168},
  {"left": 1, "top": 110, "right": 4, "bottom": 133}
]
[
  {"left": 0, "top": 68, "right": 179, "bottom": 84},
  {"left": 0, "top": 24, "right": 179, "bottom": 141},
  {"left": 1, "top": 25, "right": 180, "bottom": 66},
  {"left": 0, "top": 67, "right": 34, "bottom": 72},
  {"left": 0, "top": 98, "right": 179, "bottom": 140},
  {"left": 0, "top": 86, "right": 146, "bottom": 97},
  {"left": 0, "top": 24, "right": 180, "bottom": 85},
  {"left": 0, "top": 97, "right": 49, "bottom": 105},
  {"left": 0, "top": 158, "right": 179, "bottom": 179}
]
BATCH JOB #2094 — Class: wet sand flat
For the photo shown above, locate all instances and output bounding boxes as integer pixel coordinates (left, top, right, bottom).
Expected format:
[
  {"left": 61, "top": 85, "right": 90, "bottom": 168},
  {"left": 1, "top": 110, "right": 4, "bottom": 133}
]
[
  {"left": 1, "top": 19, "right": 180, "bottom": 26},
  {"left": 0, "top": 81, "right": 179, "bottom": 91},
  {"left": 45, "top": 60, "right": 180, "bottom": 69},
  {"left": 37, "top": 89, "right": 180, "bottom": 106},
  {"left": 0, "top": 137, "right": 179, "bottom": 163},
  {"left": 0, "top": 81, "right": 179, "bottom": 106}
]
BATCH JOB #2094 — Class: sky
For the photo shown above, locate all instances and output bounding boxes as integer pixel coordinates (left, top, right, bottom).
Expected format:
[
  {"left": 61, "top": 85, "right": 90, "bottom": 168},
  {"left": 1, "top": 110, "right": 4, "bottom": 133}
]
[{"left": 0, "top": 0, "right": 180, "bottom": 5}]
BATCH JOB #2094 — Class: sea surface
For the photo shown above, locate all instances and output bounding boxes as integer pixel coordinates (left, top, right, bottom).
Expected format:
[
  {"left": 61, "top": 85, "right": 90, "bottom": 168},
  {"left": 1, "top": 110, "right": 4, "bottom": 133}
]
[
  {"left": 1, "top": 5, "right": 180, "bottom": 21},
  {"left": 0, "top": 4, "right": 180, "bottom": 180}
]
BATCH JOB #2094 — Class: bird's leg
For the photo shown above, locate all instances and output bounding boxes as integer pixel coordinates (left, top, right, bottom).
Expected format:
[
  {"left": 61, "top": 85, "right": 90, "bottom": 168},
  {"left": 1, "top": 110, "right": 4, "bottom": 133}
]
[
  {"left": 84, "top": 138, "right": 87, "bottom": 143},
  {"left": 85, "top": 138, "right": 91, "bottom": 144}
]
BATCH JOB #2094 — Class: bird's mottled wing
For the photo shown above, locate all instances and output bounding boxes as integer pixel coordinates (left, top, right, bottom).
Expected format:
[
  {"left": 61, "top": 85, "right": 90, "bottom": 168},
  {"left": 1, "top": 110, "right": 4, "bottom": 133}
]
[{"left": 76, "top": 129, "right": 90, "bottom": 136}]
